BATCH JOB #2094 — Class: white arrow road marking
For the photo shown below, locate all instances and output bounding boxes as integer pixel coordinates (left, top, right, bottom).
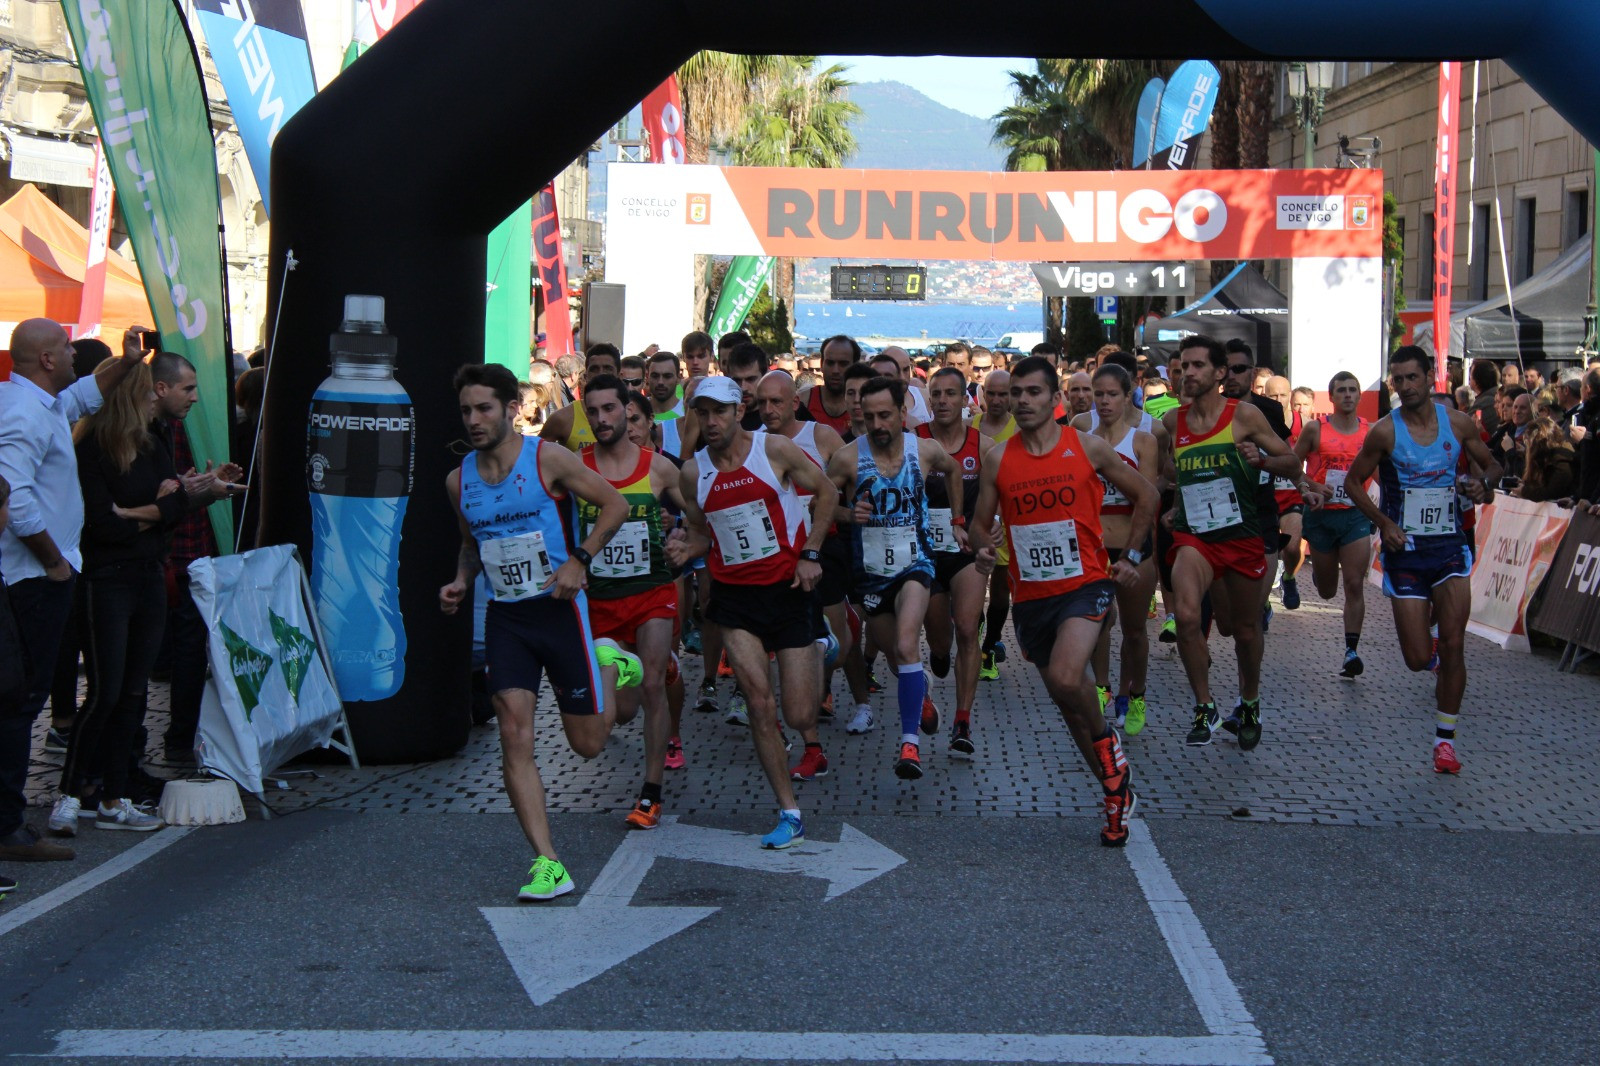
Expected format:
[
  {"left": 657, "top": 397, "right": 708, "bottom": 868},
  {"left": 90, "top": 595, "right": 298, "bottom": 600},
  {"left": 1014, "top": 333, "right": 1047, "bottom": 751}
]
[
  {"left": 483, "top": 820, "right": 907, "bottom": 1006},
  {"left": 481, "top": 904, "right": 718, "bottom": 1007}
]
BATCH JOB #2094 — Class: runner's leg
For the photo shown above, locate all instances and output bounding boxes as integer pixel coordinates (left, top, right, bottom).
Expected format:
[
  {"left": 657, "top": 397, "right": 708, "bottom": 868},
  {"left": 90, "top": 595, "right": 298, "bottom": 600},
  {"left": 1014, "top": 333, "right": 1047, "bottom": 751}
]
[
  {"left": 634, "top": 618, "right": 674, "bottom": 793},
  {"left": 496, "top": 689, "right": 558, "bottom": 861},
  {"left": 949, "top": 564, "right": 986, "bottom": 726},
  {"left": 1115, "top": 560, "right": 1157, "bottom": 698},
  {"left": 723, "top": 626, "right": 800, "bottom": 811},
  {"left": 1220, "top": 568, "right": 1266, "bottom": 702},
  {"left": 1338, "top": 536, "right": 1369, "bottom": 640},
  {"left": 1171, "top": 547, "right": 1217, "bottom": 706}
]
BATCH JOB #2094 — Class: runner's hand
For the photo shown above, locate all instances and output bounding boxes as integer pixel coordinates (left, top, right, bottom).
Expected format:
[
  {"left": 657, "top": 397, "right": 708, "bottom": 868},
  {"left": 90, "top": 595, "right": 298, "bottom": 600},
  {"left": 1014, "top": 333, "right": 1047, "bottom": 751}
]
[
  {"left": 974, "top": 546, "right": 996, "bottom": 577},
  {"left": 792, "top": 559, "right": 821, "bottom": 591},
  {"left": 1160, "top": 508, "right": 1176, "bottom": 530},
  {"left": 548, "top": 557, "right": 587, "bottom": 599},
  {"left": 1377, "top": 516, "right": 1407, "bottom": 553},
  {"left": 1301, "top": 482, "right": 1330, "bottom": 510},
  {"left": 952, "top": 525, "right": 970, "bottom": 552},
  {"left": 1238, "top": 441, "right": 1265, "bottom": 468},
  {"left": 1110, "top": 558, "right": 1138, "bottom": 587},
  {"left": 439, "top": 579, "right": 467, "bottom": 615},
  {"left": 852, "top": 492, "right": 875, "bottom": 525},
  {"left": 664, "top": 527, "right": 691, "bottom": 567}
]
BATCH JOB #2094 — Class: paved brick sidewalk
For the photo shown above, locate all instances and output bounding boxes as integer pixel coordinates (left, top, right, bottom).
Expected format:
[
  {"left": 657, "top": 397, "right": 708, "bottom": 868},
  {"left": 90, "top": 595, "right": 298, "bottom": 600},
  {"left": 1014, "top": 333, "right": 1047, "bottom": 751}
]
[{"left": 27, "top": 581, "right": 1600, "bottom": 832}]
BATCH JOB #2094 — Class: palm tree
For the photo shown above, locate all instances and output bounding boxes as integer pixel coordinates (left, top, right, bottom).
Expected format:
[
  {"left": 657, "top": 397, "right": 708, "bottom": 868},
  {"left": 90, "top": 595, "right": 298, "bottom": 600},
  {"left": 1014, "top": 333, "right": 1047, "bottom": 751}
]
[
  {"left": 993, "top": 63, "right": 1118, "bottom": 172},
  {"left": 724, "top": 57, "right": 861, "bottom": 323},
  {"left": 677, "top": 52, "right": 783, "bottom": 329}
]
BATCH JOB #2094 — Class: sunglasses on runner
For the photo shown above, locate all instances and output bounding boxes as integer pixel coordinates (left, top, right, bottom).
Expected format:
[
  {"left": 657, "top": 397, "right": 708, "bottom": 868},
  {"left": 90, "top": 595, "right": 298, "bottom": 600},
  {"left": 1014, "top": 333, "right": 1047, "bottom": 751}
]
[{"left": 1225, "top": 363, "right": 1254, "bottom": 375}]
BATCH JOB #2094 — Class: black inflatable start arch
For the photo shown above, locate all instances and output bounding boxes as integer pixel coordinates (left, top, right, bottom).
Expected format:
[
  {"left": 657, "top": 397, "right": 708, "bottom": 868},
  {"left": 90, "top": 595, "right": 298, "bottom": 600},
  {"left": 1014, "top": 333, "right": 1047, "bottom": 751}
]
[{"left": 259, "top": 0, "right": 1600, "bottom": 761}]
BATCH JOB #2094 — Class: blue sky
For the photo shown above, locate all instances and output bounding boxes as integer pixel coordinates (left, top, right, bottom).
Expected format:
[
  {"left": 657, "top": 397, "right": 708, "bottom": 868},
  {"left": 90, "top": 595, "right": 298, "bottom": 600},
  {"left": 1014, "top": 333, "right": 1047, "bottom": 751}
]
[{"left": 818, "top": 55, "right": 1034, "bottom": 119}]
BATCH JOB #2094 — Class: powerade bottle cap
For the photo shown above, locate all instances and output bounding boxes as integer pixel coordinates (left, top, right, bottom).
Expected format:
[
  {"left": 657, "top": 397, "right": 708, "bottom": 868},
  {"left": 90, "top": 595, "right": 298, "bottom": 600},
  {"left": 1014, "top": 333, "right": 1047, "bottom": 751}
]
[
  {"left": 331, "top": 293, "right": 397, "bottom": 372},
  {"left": 342, "top": 295, "right": 387, "bottom": 333}
]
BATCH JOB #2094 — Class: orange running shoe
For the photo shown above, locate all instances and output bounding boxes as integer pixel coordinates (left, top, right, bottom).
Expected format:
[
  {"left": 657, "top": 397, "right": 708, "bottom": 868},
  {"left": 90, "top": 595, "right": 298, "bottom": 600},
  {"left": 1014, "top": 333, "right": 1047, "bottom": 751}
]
[
  {"left": 717, "top": 651, "right": 735, "bottom": 679},
  {"left": 920, "top": 694, "right": 941, "bottom": 736},
  {"left": 790, "top": 747, "right": 829, "bottom": 781},
  {"left": 818, "top": 693, "right": 835, "bottom": 721},
  {"left": 894, "top": 742, "right": 923, "bottom": 780},
  {"left": 664, "top": 736, "right": 685, "bottom": 770},
  {"left": 1091, "top": 730, "right": 1129, "bottom": 794},
  {"left": 1433, "top": 741, "right": 1462, "bottom": 774},
  {"left": 1101, "top": 785, "right": 1137, "bottom": 847},
  {"left": 665, "top": 654, "right": 681, "bottom": 687},
  {"left": 624, "top": 797, "right": 662, "bottom": 830}
]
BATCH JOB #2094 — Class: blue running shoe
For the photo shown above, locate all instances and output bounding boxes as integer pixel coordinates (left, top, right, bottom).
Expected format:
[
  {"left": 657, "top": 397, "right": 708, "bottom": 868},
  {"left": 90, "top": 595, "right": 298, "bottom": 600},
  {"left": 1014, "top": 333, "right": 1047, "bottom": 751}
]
[
  {"left": 992, "top": 641, "right": 1007, "bottom": 663},
  {"left": 1111, "top": 695, "right": 1129, "bottom": 728},
  {"left": 818, "top": 622, "right": 840, "bottom": 670},
  {"left": 1261, "top": 604, "right": 1273, "bottom": 634},
  {"left": 682, "top": 627, "right": 702, "bottom": 656},
  {"left": 1281, "top": 577, "right": 1301, "bottom": 610},
  {"left": 1341, "top": 648, "right": 1365, "bottom": 678},
  {"left": 760, "top": 811, "right": 805, "bottom": 850}
]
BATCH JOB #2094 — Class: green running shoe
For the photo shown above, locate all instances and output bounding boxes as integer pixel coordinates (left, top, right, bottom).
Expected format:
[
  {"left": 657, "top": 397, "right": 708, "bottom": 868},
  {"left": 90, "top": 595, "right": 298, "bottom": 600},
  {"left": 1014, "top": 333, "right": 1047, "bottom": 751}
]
[
  {"left": 978, "top": 650, "right": 999, "bottom": 681},
  {"left": 1124, "top": 695, "right": 1148, "bottom": 736},
  {"left": 1096, "top": 685, "right": 1111, "bottom": 714},
  {"left": 1159, "top": 616, "right": 1177, "bottom": 643},
  {"left": 1236, "top": 699, "right": 1262, "bottom": 752},
  {"left": 518, "top": 856, "right": 574, "bottom": 901},
  {"left": 595, "top": 638, "right": 643, "bottom": 689}
]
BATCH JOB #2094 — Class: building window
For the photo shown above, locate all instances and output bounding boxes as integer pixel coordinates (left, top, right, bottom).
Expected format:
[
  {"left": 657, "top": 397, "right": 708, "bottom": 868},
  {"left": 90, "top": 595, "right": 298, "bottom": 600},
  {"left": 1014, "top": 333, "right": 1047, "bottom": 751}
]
[
  {"left": 1563, "top": 188, "right": 1589, "bottom": 250},
  {"left": 1418, "top": 213, "right": 1435, "bottom": 301},
  {"left": 1514, "top": 197, "right": 1536, "bottom": 283},
  {"left": 1469, "top": 203, "right": 1491, "bottom": 301}
]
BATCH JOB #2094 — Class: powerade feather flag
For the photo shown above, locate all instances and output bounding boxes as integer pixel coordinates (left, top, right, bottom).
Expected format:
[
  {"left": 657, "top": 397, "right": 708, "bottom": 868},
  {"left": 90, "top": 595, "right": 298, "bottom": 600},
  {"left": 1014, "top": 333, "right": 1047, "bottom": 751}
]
[
  {"left": 1132, "top": 77, "right": 1165, "bottom": 169},
  {"left": 189, "top": 1, "right": 317, "bottom": 216},
  {"left": 533, "top": 184, "right": 575, "bottom": 357},
  {"left": 60, "top": 0, "right": 234, "bottom": 549},
  {"left": 1148, "top": 60, "right": 1220, "bottom": 171},
  {"left": 709, "top": 256, "right": 773, "bottom": 338}
]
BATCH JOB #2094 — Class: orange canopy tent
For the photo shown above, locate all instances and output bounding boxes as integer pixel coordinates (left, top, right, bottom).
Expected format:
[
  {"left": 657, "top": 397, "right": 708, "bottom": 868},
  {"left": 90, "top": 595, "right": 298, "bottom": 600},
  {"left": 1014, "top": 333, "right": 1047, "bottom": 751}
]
[{"left": 0, "top": 183, "right": 154, "bottom": 376}]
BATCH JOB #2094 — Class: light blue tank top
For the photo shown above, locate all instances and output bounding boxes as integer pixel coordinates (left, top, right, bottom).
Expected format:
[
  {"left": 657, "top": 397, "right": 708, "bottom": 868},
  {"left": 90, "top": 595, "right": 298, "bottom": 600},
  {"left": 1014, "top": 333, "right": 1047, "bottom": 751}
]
[
  {"left": 460, "top": 437, "right": 574, "bottom": 600},
  {"left": 852, "top": 432, "right": 935, "bottom": 588},
  {"left": 1378, "top": 403, "right": 1465, "bottom": 548}
]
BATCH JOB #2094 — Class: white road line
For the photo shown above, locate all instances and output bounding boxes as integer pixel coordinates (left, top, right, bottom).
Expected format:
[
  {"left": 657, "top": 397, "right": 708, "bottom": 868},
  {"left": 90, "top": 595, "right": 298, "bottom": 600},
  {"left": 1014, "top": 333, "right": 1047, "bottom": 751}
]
[
  {"left": 1125, "top": 821, "right": 1263, "bottom": 1040},
  {"left": 0, "top": 827, "right": 194, "bottom": 939},
  {"left": 44, "top": 1028, "right": 1273, "bottom": 1063}
]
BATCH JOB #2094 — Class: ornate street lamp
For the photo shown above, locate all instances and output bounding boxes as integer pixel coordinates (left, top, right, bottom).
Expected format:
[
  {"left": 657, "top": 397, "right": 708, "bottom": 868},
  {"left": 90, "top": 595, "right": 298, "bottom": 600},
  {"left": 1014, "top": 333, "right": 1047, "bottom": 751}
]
[{"left": 1287, "top": 61, "right": 1337, "bottom": 168}]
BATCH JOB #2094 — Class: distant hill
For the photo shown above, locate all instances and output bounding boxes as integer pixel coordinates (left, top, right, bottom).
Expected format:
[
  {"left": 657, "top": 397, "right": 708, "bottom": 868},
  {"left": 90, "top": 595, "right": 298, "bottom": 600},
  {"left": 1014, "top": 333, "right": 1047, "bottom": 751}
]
[{"left": 844, "top": 81, "right": 1006, "bottom": 171}]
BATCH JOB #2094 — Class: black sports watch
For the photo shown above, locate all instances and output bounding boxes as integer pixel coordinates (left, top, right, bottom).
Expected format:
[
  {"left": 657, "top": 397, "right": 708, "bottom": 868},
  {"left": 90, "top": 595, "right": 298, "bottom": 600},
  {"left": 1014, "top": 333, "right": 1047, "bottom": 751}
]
[
  {"left": 571, "top": 546, "right": 594, "bottom": 569},
  {"left": 799, "top": 548, "right": 823, "bottom": 563}
]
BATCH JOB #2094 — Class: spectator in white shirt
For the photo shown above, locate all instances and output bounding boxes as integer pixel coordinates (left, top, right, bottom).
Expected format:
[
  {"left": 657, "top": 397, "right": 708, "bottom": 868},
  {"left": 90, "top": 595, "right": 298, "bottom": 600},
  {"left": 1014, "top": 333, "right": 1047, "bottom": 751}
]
[{"left": 0, "top": 320, "right": 144, "bottom": 863}]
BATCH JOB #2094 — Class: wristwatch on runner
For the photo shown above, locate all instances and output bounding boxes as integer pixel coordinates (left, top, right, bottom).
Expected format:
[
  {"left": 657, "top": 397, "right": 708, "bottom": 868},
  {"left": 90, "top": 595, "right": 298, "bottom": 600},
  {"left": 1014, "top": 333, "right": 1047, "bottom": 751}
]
[
  {"left": 1123, "top": 548, "right": 1144, "bottom": 566},
  {"left": 571, "top": 546, "right": 594, "bottom": 569},
  {"left": 799, "top": 548, "right": 822, "bottom": 563}
]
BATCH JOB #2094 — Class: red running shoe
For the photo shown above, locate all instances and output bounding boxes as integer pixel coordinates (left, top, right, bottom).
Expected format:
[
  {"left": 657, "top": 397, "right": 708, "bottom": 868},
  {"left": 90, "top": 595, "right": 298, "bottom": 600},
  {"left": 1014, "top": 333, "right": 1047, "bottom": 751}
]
[
  {"left": 717, "top": 651, "right": 735, "bottom": 679},
  {"left": 1433, "top": 741, "right": 1462, "bottom": 774},
  {"left": 894, "top": 742, "right": 923, "bottom": 780},
  {"left": 789, "top": 747, "right": 829, "bottom": 781},
  {"left": 664, "top": 736, "right": 685, "bottom": 770},
  {"left": 1101, "top": 785, "right": 1137, "bottom": 847},
  {"left": 920, "top": 694, "right": 940, "bottom": 736},
  {"left": 665, "top": 654, "right": 681, "bottom": 687}
]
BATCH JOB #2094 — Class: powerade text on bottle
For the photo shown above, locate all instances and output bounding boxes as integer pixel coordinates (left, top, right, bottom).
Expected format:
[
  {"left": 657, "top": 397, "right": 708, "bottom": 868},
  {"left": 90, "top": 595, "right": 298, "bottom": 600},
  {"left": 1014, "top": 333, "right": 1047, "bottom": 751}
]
[{"left": 307, "top": 295, "right": 414, "bottom": 701}]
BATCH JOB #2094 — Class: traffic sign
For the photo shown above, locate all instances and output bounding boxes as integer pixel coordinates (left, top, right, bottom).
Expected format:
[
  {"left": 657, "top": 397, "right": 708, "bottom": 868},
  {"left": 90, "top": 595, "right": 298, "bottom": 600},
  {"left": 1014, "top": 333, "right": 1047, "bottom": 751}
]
[{"left": 1095, "top": 295, "right": 1119, "bottom": 321}]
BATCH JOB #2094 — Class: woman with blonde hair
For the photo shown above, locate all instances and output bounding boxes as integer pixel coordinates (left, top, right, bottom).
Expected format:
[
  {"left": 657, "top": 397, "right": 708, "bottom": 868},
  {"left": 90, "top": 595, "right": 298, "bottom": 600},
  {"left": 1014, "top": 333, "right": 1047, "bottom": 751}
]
[{"left": 49, "top": 359, "right": 185, "bottom": 834}]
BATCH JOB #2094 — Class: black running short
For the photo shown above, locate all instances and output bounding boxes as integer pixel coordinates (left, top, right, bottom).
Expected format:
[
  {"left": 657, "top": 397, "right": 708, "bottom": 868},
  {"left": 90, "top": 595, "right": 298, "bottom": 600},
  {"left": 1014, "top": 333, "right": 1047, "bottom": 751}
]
[
  {"left": 484, "top": 594, "right": 602, "bottom": 715},
  {"left": 930, "top": 549, "right": 977, "bottom": 594},
  {"left": 707, "top": 578, "right": 824, "bottom": 650},
  {"left": 854, "top": 569, "right": 932, "bottom": 617},
  {"left": 814, "top": 534, "right": 853, "bottom": 607},
  {"left": 1013, "top": 581, "right": 1116, "bottom": 665}
]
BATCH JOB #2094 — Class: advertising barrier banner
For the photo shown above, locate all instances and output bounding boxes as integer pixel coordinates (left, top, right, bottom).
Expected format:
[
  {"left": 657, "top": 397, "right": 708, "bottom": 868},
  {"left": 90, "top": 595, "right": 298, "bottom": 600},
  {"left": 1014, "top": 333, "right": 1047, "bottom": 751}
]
[
  {"left": 1368, "top": 497, "right": 1572, "bottom": 651},
  {"left": 188, "top": 545, "right": 345, "bottom": 795},
  {"left": 1527, "top": 508, "right": 1600, "bottom": 655}
]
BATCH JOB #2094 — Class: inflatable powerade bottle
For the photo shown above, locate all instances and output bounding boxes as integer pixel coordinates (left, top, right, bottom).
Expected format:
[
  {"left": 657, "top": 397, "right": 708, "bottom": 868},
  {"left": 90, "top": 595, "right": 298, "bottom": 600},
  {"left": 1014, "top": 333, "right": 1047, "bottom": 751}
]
[{"left": 307, "top": 295, "right": 414, "bottom": 701}]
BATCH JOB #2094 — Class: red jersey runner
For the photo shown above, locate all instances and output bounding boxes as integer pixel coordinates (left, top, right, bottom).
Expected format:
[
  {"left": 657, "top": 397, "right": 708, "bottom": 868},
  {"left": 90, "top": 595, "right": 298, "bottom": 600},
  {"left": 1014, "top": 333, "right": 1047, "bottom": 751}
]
[
  {"left": 996, "top": 428, "right": 1110, "bottom": 603},
  {"left": 694, "top": 432, "right": 805, "bottom": 585}
]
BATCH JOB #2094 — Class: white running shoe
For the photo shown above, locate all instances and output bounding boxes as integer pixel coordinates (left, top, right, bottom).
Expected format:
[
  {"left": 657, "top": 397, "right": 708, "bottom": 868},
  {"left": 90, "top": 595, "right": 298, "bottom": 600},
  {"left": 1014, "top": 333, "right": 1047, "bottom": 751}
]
[
  {"left": 845, "top": 706, "right": 876, "bottom": 734},
  {"left": 725, "top": 692, "right": 750, "bottom": 726},
  {"left": 95, "top": 798, "right": 164, "bottom": 832},
  {"left": 47, "top": 795, "right": 81, "bottom": 837}
]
